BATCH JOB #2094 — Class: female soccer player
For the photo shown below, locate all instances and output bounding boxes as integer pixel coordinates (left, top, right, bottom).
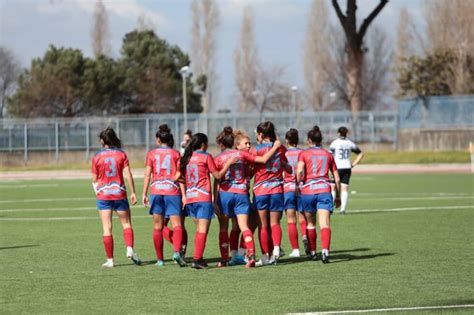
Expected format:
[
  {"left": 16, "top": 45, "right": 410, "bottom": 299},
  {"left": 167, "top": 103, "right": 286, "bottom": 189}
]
[
  {"left": 252, "top": 121, "right": 291, "bottom": 266},
  {"left": 91, "top": 127, "right": 141, "bottom": 268},
  {"left": 214, "top": 126, "right": 281, "bottom": 268},
  {"left": 283, "top": 128, "right": 308, "bottom": 258},
  {"left": 329, "top": 126, "right": 364, "bottom": 214},
  {"left": 297, "top": 126, "right": 341, "bottom": 263},
  {"left": 178, "top": 133, "right": 235, "bottom": 269},
  {"left": 142, "top": 124, "right": 187, "bottom": 267}
]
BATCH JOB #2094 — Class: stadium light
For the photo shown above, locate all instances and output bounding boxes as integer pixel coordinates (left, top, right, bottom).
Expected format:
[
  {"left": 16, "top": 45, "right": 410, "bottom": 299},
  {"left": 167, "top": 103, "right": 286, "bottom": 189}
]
[{"left": 180, "top": 66, "right": 190, "bottom": 133}]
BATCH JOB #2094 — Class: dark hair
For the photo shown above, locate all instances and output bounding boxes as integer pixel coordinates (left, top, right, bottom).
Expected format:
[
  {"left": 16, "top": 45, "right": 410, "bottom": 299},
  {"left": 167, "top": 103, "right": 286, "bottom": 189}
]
[
  {"left": 307, "top": 125, "right": 322, "bottom": 146},
  {"left": 216, "top": 126, "right": 234, "bottom": 149},
  {"left": 256, "top": 121, "right": 276, "bottom": 142},
  {"left": 99, "top": 127, "right": 121, "bottom": 148},
  {"left": 338, "top": 126, "right": 348, "bottom": 137},
  {"left": 179, "top": 133, "right": 208, "bottom": 174},
  {"left": 184, "top": 129, "right": 193, "bottom": 137},
  {"left": 285, "top": 128, "right": 299, "bottom": 146},
  {"left": 156, "top": 124, "right": 174, "bottom": 147}
]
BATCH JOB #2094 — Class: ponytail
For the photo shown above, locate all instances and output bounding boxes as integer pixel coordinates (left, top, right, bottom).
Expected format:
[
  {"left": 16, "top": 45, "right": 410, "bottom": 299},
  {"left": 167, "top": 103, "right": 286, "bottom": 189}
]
[
  {"left": 156, "top": 124, "right": 174, "bottom": 147},
  {"left": 216, "top": 126, "right": 234, "bottom": 149},
  {"left": 99, "top": 127, "right": 121, "bottom": 148},
  {"left": 307, "top": 125, "right": 322, "bottom": 146},
  {"left": 179, "top": 133, "right": 209, "bottom": 175}
]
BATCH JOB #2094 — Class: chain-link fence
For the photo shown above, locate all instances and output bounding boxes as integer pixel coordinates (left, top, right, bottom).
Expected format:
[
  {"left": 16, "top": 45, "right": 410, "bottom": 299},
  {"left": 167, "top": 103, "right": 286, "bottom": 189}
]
[{"left": 1, "top": 95, "right": 473, "bottom": 161}]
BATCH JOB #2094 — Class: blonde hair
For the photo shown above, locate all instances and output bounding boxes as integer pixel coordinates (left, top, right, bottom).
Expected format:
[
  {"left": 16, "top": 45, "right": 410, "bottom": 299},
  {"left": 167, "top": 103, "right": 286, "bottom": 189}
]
[{"left": 233, "top": 129, "right": 250, "bottom": 148}]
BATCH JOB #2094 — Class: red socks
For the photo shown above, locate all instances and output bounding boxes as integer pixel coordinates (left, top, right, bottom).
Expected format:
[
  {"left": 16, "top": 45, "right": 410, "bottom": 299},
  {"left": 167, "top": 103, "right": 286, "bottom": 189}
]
[
  {"left": 258, "top": 227, "right": 270, "bottom": 254},
  {"left": 153, "top": 229, "right": 164, "bottom": 260},
  {"left": 287, "top": 222, "right": 299, "bottom": 250},
  {"left": 123, "top": 228, "right": 134, "bottom": 248},
  {"left": 271, "top": 224, "right": 282, "bottom": 247},
  {"left": 219, "top": 231, "right": 230, "bottom": 260},
  {"left": 307, "top": 227, "right": 317, "bottom": 252},
  {"left": 172, "top": 226, "right": 184, "bottom": 253},
  {"left": 229, "top": 230, "right": 240, "bottom": 252},
  {"left": 239, "top": 233, "right": 246, "bottom": 250},
  {"left": 162, "top": 226, "right": 173, "bottom": 244},
  {"left": 321, "top": 227, "right": 331, "bottom": 251},
  {"left": 102, "top": 235, "right": 114, "bottom": 258},
  {"left": 242, "top": 229, "right": 255, "bottom": 256},
  {"left": 193, "top": 232, "right": 207, "bottom": 260},
  {"left": 300, "top": 220, "right": 307, "bottom": 238}
]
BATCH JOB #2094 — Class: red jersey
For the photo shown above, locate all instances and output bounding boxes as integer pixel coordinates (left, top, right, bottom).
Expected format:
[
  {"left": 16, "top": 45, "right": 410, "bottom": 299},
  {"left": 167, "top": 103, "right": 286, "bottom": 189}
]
[
  {"left": 214, "top": 149, "right": 257, "bottom": 194},
  {"left": 298, "top": 146, "right": 337, "bottom": 194},
  {"left": 283, "top": 147, "right": 303, "bottom": 193},
  {"left": 145, "top": 146, "right": 181, "bottom": 196},
  {"left": 185, "top": 150, "right": 217, "bottom": 204},
  {"left": 92, "top": 148, "right": 129, "bottom": 200},
  {"left": 251, "top": 143, "right": 288, "bottom": 196}
]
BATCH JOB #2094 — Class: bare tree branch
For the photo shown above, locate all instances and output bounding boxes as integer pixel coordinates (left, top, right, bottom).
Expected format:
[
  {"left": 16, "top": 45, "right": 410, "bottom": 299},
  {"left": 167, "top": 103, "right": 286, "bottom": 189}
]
[{"left": 358, "top": 0, "right": 389, "bottom": 40}]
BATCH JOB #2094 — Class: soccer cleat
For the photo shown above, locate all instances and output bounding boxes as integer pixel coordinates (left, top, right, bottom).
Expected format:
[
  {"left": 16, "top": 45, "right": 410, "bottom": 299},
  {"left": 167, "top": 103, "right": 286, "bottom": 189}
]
[
  {"left": 302, "top": 236, "right": 310, "bottom": 256},
  {"left": 308, "top": 251, "right": 318, "bottom": 261},
  {"left": 245, "top": 255, "right": 256, "bottom": 268},
  {"left": 216, "top": 259, "right": 229, "bottom": 268},
  {"left": 102, "top": 259, "right": 114, "bottom": 268},
  {"left": 255, "top": 254, "right": 270, "bottom": 267},
  {"left": 126, "top": 249, "right": 142, "bottom": 265},
  {"left": 321, "top": 249, "right": 330, "bottom": 264},
  {"left": 191, "top": 259, "right": 208, "bottom": 270},
  {"left": 228, "top": 254, "right": 246, "bottom": 266},
  {"left": 279, "top": 247, "right": 286, "bottom": 258},
  {"left": 155, "top": 260, "right": 165, "bottom": 267},
  {"left": 180, "top": 244, "right": 187, "bottom": 257},
  {"left": 270, "top": 247, "right": 280, "bottom": 265},
  {"left": 289, "top": 249, "right": 301, "bottom": 258},
  {"left": 173, "top": 252, "right": 187, "bottom": 267}
]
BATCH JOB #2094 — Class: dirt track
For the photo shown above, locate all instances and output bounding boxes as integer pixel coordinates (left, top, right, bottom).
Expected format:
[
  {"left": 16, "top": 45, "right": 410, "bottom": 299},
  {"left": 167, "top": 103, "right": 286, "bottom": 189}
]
[{"left": 0, "top": 164, "right": 471, "bottom": 181}]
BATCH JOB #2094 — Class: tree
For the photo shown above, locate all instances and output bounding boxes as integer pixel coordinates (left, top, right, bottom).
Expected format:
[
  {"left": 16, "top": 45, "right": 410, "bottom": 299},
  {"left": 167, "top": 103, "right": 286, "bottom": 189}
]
[
  {"left": 331, "top": 0, "right": 388, "bottom": 112},
  {"left": 234, "top": 6, "right": 258, "bottom": 113},
  {"left": 0, "top": 46, "right": 20, "bottom": 117},
  {"left": 303, "top": 0, "right": 332, "bottom": 111},
  {"left": 8, "top": 46, "right": 86, "bottom": 118},
  {"left": 118, "top": 30, "right": 202, "bottom": 114},
  {"left": 250, "top": 65, "right": 291, "bottom": 115},
  {"left": 91, "top": 0, "right": 111, "bottom": 57},
  {"left": 190, "top": 0, "right": 219, "bottom": 113}
]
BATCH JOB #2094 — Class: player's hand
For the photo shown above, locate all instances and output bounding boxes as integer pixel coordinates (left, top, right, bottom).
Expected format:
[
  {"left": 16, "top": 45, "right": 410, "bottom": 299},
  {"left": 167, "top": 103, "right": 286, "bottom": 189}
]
[
  {"left": 274, "top": 139, "right": 282, "bottom": 148},
  {"left": 181, "top": 196, "right": 187, "bottom": 208},
  {"left": 142, "top": 195, "right": 149, "bottom": 207},
  {"left": 334, "top": 196, "right": 341, "bottom": 208},
  {"left": 130, "top": 193, "right": 138, "bottom": 206}
]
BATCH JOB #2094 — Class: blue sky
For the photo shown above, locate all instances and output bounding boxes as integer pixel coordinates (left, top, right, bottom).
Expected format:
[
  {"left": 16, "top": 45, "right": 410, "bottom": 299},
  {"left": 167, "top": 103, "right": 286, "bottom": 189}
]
[{"left": 0, "top": 0, "right": 424, "bottom": 110}]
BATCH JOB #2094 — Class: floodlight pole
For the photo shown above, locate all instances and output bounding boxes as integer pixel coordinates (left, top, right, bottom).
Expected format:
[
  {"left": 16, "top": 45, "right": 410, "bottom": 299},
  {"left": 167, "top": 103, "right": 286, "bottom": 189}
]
[{"left": 180, "top": 66, "right": 190, "bottom": 133}]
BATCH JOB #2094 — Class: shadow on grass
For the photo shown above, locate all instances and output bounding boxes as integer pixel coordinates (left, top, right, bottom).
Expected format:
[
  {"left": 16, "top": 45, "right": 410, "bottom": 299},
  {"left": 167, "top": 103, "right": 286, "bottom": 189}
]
[{"left": 0, "top": 245, "right": 39, "bottom": 250}]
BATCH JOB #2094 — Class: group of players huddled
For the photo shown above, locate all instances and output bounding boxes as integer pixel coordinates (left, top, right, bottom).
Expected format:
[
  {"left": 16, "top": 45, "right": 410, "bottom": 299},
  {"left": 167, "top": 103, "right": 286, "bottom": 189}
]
[{"left": 91, "top": 121, "right": 364, "bottom": 269}]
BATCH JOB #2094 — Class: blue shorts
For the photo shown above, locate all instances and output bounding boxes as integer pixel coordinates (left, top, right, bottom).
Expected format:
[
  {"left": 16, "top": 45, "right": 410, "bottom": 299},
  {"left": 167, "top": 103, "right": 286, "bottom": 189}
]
[
  {"left": 149, "top": 195, "right": 182, "bottom": 217},
  {"left": 254, "top": 193, "right": 284, "bottom": 212},
  {"left": 284, "top": 192, "right": 303, "bottom": 212},
  {"left": 186, "top": 202, "right": 214, "bottom": 219},
  {"left": 96, "top": 199, "right": 130, "bottom": 211},
  {"left": 301, "top": 193, "right": 333, "bottom": 213},
  {"left": 218, "top": 192, "right": 250, "bottom": 217}
]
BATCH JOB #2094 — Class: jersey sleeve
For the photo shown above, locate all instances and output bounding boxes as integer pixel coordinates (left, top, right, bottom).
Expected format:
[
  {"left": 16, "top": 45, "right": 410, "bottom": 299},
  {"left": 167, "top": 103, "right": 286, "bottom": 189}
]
[
  {"left": 279, "top": 147, "right": 288, "bottom": 164},
  {"left": 241, "top": 151, "right": 256, "bottom": 163},
  {"left": 207, "top": 154, "right": 217, "bottom": 173},
  {"left": 351, "top": 141, "right": 362, "bottom": 154},
  {"left": 329, "top": 141, "right": 336, "bottom": 153},
  {"left": 145, "top": 152, "right": 153, "bottom": 168},
  {"left": 122, "top": 152, "right": 130, "bottom": 168}
]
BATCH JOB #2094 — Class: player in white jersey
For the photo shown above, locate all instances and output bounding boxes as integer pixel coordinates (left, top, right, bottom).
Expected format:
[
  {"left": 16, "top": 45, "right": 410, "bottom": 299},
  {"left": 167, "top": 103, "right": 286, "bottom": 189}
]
[{"left": 329, "top": 127, "right": 364, "bottom": 214}]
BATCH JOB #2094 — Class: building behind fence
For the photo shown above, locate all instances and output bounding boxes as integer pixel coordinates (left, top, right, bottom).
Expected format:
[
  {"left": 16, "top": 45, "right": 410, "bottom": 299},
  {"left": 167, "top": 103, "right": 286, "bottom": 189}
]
[{"left": 0, "top": 95, "right": 472, "bottom": 164}]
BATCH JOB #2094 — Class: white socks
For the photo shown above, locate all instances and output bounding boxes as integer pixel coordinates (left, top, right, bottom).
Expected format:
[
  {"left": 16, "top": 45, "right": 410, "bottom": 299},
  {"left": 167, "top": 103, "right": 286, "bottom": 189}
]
[
  {"left": 341, "top": 191, "right": 348, "bottom": 212},
  {"left": 331, "top": 189, "right": 336, "bottom": 202}
]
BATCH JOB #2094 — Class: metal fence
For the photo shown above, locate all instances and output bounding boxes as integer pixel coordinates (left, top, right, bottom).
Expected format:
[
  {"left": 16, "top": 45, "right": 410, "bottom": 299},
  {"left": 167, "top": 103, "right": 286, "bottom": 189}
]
[{"left": 1, "top": 95, "right": 473, "bottom": 161}]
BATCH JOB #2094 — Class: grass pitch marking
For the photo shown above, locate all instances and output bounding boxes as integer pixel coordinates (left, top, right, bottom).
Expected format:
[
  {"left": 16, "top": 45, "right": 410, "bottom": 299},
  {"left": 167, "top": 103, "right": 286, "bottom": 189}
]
[
  {"left": 291, "top": 303, "right": 474, "bottom": 314},
  {"left": 0, "top": 205, "right": 472, "bottom": 220}
]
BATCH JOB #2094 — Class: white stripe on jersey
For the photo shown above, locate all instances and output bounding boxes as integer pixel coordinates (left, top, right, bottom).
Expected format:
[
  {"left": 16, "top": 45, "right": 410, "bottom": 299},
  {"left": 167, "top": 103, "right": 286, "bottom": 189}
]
[{"left": 329, "top": 137, "right": 359, "bottom": 169}]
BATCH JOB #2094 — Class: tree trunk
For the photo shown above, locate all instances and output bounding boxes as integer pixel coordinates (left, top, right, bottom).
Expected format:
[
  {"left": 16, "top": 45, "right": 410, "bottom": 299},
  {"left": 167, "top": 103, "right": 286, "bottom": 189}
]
[{"left": 347, "top": 48, "right": 363, "bottom": 112}]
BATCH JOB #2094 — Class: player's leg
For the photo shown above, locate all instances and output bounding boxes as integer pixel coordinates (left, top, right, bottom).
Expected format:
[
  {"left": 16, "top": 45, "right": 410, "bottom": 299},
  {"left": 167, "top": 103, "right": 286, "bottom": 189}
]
[
  {"left": 256, "top": 208, "right": 271, "bottom": 266},
  {"left": 269, "top": 193, "right": 284, "bottom": 263},
  {"left": 330, "top": 183, "right": 336, "bottom": 203},
  {"left": 236, "top": 214, "right": 256, "bottom": 268},
  {"left": 285, "top": 191, "right": 300, "bottom": 257},
  {"left": 98, "top": 208, "right": 114, "bottom": 267},
  {"left": 340, "top": 183, "right": 349, "bottom": 214},
  {"left": 152, "top": 214, "right": 165, "bottom": 266},
  {"left": 318, "top": 210, "right": 331, "bottom": 263},
  {"left": 116, "top": 205, "right": 142, "bottom": 265},
  {"left": 192, "top": 218, "right": 211, "bottom": 269},
  {"left": 162, "top": 218, "right": 173, "bottom": 245},
  {"left": 216, "top": 212, "right": 230, "bottom": 266},
  {"left": 169, "top": 215, "right": 186, "bottom": 267},
  {"left": 229, "top": 217, "right": 241, "bottom": 260},
  {"left": 304, "top": 210, "right": 317, "bottom": 260}
]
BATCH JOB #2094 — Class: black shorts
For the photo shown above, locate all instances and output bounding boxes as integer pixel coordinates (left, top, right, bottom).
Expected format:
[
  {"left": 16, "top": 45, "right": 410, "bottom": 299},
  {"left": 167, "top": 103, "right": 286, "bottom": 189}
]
[{"left": 338, "top": 168, "right": 352, "bottom": 185}]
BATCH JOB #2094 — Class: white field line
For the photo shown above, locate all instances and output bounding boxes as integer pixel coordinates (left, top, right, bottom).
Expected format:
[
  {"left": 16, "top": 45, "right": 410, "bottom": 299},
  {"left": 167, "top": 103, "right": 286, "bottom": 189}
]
[
  {"left": 353, "top": 196, "right": 474, "bottom": 201},
  {"left": 0, "top": 197, "right": 91, "bottom": 204},
  {"left": 353, "top": 192, "right": 470, "bottom": 196},
  {"left": 0, "top": 184, "right": 60, "bottom": 188},
  {"left": 290, "top": 304, "right": 474, "bottom": 314},
  {"left": 0, "top": 205, "right": 472, "bottom": 221}
]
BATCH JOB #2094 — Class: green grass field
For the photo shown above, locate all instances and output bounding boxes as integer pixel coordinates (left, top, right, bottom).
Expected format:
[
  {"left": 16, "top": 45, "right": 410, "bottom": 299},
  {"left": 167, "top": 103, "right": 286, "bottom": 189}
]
[{"left": 1, "top": 173, "right": 473, "bottom": 314}]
